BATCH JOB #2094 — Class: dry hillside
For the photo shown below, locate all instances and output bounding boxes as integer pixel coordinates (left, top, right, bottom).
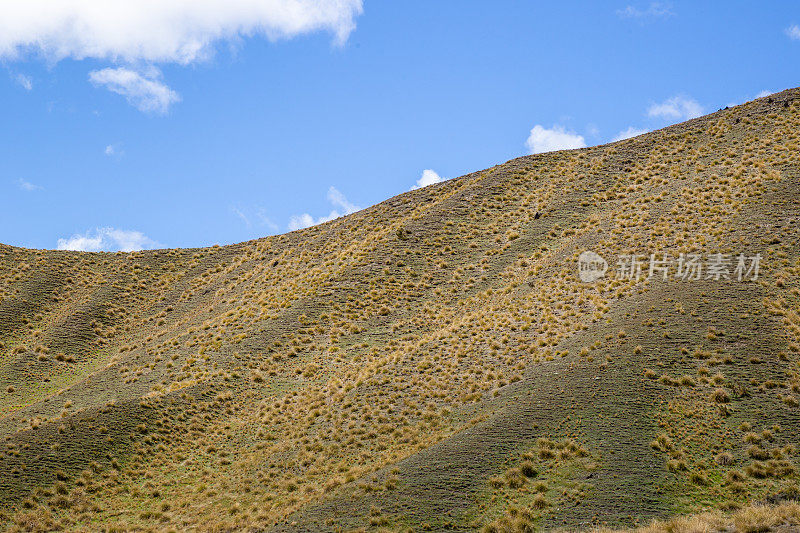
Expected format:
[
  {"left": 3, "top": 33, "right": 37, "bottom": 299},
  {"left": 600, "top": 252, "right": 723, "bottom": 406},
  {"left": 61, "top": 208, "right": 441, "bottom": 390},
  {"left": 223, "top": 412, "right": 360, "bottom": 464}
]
[{"left": 1, "top": 89, "right": 800, "bottom": 532}]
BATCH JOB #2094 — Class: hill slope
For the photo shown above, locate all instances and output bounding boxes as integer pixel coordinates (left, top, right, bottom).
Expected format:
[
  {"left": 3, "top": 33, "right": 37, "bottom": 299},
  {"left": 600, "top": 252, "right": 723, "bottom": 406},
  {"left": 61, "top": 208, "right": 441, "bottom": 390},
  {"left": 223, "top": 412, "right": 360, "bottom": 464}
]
[{"left": 1, "top": 89, "right": 800, "bottom": 532}]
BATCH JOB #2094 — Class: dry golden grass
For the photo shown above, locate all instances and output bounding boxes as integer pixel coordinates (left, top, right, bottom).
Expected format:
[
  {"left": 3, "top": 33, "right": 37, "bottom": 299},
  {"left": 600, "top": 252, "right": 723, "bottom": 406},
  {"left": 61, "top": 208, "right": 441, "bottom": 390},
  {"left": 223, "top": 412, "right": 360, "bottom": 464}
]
[
  {"left": 598, "top": 501, "right": 800, "bottom": 533},
  {"left": 0, "top": 89, "right": 800, "bottom": 531}
]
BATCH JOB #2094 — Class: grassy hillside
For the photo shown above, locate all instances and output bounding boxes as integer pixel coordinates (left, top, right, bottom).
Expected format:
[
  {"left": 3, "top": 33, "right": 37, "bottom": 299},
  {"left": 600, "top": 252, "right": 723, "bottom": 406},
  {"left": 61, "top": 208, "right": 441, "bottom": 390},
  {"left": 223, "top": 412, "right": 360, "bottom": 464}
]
[{"left": 1, "top": 88, "right": 799, "bottom": 532}]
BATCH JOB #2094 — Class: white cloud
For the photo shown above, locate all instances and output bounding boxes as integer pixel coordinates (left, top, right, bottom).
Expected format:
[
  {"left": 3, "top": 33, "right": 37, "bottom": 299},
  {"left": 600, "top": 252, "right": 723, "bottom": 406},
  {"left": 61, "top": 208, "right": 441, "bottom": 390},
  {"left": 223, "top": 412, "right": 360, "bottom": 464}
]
[
  {"left": 89, "top": 67, "right": 180, "bottom": 114},
  {"left": 17, "top": 178, "right": 42, "bottom": 191},
  {"left": 647, "top": 95, "right": 703, "bottom": 121},
  {"left": 14, "top": 73, "right": 32, "bottom": 90},
  {"left": 786, "top": 25, "right": 800, "bottom": 40},
  {"left": 525, "top": 125, "right": 586, "bottom": 154},
  {"left": 288, "top": 186, "right": 359, "bottom": 230},
  {"left": 755, "top": 89, "right": 777, "bottom": 99},
  {"left": 288, "top": 213, "right": 315, "bottom": 231},
  {"left": 56, "top": 227, "right": 159, "bottom": 252},
  {"left": 411, "top": 169, "right": 444, "bottom": 190},
  {"left": 232, "top": 206, "right": 279, "bottom": 232},
  {"left": 327, "top": 186, "right": 358, "bottom": 214},
  {"left": 612, "top": 127, "right": 649, "bottom": 142},
  {"left": 233, "top": 207, "right": 251, "bottom": 227},
  {"left": 256, "top": 209, "right": 279, "bottom": 232},
  {"left": 0, "top": 1, "right": 364, "bottom": 64},
  {"left": 104, "top": 143, "right": 124, "bottom": 156},
  {"left": 617, "top": 2, "right": 673, "bottom": 19}
]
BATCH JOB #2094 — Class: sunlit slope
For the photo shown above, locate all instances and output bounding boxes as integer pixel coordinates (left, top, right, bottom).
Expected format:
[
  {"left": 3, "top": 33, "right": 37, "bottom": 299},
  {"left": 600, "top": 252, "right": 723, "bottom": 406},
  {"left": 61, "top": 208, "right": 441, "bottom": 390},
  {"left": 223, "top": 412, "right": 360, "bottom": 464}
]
[{"left": 0, "top": 89, "right": 799, "bottom": 532}]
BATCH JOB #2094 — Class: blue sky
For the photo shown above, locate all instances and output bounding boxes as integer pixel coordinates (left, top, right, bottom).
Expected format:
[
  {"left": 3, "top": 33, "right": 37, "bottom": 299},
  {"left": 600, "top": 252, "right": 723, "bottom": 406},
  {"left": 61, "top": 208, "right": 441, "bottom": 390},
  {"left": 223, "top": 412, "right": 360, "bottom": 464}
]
[{"left": 1, "top": 1, "right": 799, "bottom": 251}]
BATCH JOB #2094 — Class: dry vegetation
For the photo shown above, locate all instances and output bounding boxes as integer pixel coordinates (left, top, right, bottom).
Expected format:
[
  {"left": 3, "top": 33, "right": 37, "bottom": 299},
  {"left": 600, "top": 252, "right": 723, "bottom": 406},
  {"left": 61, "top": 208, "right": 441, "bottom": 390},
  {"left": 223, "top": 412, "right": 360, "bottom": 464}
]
[
  {"left": 0, "top": 90, "right": 799, "bottom": 531},
  {"left": 602, "top": 501, "right": 800, "bottom": 533}
]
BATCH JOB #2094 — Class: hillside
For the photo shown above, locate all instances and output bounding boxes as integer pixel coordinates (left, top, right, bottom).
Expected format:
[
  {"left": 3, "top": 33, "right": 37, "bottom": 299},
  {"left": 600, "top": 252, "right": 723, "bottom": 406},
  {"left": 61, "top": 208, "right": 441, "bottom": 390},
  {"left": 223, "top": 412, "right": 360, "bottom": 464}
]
[{"left": 1, "top": 89, "right": 800, "bottom": 532}]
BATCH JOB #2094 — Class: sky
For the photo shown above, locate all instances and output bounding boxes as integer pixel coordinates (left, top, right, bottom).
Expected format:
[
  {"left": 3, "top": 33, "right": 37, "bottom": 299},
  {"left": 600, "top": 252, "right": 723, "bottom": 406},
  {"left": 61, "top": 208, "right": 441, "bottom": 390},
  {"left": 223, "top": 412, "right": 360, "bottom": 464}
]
[{"left": 1, "top": 1, "right": 799, "bottom": 251}]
